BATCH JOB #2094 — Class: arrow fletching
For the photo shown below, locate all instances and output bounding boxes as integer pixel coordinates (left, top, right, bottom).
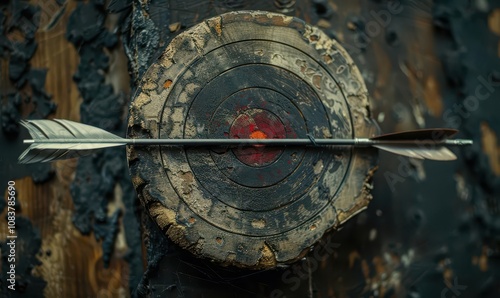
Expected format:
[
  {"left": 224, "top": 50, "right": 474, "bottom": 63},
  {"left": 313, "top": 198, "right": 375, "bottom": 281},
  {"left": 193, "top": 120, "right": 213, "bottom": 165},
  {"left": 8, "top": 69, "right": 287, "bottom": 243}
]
[
  {"left": 372, "top": 145, "right": 457, "bottom": 161},
  {"left": 371, "top": 128, "right": 458, "bottom": 141},
  {"left": 371, "top": 128, "right": 460, "bottom": 161},
  {"left": 18, "top": 119, "right": 126, "bottom": 164}
]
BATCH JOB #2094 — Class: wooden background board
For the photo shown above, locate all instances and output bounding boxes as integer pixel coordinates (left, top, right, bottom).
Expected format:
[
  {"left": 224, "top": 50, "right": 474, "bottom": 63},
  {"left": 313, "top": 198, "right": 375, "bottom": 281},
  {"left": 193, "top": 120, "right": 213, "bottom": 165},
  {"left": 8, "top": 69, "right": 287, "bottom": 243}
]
[
  {"left": 0, "top": 0, "right": 134, "bottom": 297},
  {"left": 1, "top": 0, "right": 500, "bottom": 297}
]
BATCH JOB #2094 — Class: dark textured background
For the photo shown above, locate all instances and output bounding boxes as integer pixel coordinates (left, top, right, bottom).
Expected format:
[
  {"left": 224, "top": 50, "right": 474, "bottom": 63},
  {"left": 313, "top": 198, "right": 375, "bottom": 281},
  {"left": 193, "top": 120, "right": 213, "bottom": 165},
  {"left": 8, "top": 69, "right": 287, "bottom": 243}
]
[{"left": 1, "top": 0, "right": 500, "bottom": 297}]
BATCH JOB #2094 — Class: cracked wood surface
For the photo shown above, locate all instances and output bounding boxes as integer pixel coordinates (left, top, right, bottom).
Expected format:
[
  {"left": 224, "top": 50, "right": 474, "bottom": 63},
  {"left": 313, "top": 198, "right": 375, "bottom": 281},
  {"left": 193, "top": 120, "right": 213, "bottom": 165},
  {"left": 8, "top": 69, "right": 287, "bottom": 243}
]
[{"left": 127, "top": 11, "right": 378, "bottom": 269}]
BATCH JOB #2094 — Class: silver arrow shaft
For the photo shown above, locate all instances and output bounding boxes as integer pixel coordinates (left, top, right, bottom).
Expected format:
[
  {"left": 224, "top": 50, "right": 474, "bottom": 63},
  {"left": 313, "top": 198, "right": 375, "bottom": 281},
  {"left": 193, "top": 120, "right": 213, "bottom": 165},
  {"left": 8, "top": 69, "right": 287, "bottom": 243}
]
[
  {"left": 23, "top": 138, "right": 473, "bottom": 146},
  {"left": 18, "top": 119, "right": 474, "bottom": 163}
]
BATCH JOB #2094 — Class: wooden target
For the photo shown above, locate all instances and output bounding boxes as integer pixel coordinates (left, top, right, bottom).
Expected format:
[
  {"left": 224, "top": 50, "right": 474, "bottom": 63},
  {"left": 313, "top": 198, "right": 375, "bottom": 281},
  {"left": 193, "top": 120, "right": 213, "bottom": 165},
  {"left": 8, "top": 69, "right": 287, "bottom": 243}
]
[{"left": 127, "top": 11, "right": 378, "bottom": 269}]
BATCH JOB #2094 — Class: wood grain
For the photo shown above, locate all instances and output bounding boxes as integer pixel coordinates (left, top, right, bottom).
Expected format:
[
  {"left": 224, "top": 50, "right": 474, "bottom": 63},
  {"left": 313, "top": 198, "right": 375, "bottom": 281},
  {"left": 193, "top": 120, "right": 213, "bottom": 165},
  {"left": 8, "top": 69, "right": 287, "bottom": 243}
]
[{"left": 0, "top": 0, "right": 131, "bottom": 297}]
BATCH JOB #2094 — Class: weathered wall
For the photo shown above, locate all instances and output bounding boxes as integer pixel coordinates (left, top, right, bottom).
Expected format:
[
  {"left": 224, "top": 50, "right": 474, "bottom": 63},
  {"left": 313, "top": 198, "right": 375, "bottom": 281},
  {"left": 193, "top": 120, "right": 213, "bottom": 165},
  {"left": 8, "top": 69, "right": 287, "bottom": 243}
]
[{"left": 1, "top": 0, "right": 499, "bottom": 297}]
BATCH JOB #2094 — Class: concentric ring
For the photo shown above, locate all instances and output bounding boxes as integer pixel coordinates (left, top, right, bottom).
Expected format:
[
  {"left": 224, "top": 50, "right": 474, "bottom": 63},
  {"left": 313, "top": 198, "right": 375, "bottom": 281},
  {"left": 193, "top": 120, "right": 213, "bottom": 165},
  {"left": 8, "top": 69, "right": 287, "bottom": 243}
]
[
  {"left": 127, "top": 11, "right": 378, "bottom": 269},
  {"left": 160, "top": 41, "right": 350, "bottom": 231}
]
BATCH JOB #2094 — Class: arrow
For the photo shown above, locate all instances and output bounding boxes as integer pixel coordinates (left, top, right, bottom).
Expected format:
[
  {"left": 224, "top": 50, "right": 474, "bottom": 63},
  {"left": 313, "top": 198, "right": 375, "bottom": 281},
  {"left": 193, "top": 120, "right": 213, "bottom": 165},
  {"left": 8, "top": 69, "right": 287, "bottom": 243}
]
[{"left": 18, "top": 119, "right": 473, "bottom": 164}]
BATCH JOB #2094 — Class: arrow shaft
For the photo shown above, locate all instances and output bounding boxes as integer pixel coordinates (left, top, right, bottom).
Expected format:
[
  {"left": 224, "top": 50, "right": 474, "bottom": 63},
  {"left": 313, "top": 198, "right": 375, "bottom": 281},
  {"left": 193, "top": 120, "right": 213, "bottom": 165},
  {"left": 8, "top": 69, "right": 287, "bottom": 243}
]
[
  {"left": 17, "top": 119, "right": 474, "bottom": 163},
  {"left": 24, "top": 138, "right": 473, "bottom": 146}
]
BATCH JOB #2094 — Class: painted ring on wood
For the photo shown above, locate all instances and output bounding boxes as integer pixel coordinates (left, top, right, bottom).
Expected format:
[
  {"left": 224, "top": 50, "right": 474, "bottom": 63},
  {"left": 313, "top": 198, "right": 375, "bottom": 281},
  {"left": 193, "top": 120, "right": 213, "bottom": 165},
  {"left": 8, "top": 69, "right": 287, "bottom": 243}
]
[{"left": 127, "top": 11, "right": 378, "bottom": 269}]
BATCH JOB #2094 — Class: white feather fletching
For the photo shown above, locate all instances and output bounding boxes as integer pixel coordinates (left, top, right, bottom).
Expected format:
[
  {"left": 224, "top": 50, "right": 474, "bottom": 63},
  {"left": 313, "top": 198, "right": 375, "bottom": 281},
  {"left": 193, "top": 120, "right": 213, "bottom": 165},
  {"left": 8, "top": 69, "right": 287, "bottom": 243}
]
[
  {"left": 18, "top": 119, "right": 125, "bottom": 164},
  {"left": 373, "top": 145, "right": 457, "bottom": 161}
]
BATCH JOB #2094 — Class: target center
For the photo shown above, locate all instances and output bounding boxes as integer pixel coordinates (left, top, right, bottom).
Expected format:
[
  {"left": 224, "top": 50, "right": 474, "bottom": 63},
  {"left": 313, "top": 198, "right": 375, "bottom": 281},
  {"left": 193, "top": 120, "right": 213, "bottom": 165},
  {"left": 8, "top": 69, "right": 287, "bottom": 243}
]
[
  {"left": 230, "top": 109, "right": 286, "bottom": 167},
  {"left": 250, "top": 130, "right": 268, "bottom": 139}
]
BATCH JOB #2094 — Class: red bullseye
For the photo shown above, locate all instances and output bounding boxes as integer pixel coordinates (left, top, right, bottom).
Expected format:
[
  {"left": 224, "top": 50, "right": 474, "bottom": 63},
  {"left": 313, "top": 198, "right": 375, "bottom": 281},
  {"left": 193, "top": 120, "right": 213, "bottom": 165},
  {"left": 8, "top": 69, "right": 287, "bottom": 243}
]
[
  {"left": 250, "top": 130, "right": 268, "bottom": 139},
  {"left": 229, "top": 109, "right": 286, "bottom": 166}
]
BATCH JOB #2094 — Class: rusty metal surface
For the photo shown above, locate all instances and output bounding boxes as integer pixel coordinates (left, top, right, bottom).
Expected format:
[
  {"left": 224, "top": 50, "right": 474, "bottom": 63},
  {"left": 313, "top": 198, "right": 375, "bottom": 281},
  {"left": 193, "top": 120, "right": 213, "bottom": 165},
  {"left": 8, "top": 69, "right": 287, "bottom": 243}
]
[{"left": 127, "top": 11, "right": 378, "bottom": 269}]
